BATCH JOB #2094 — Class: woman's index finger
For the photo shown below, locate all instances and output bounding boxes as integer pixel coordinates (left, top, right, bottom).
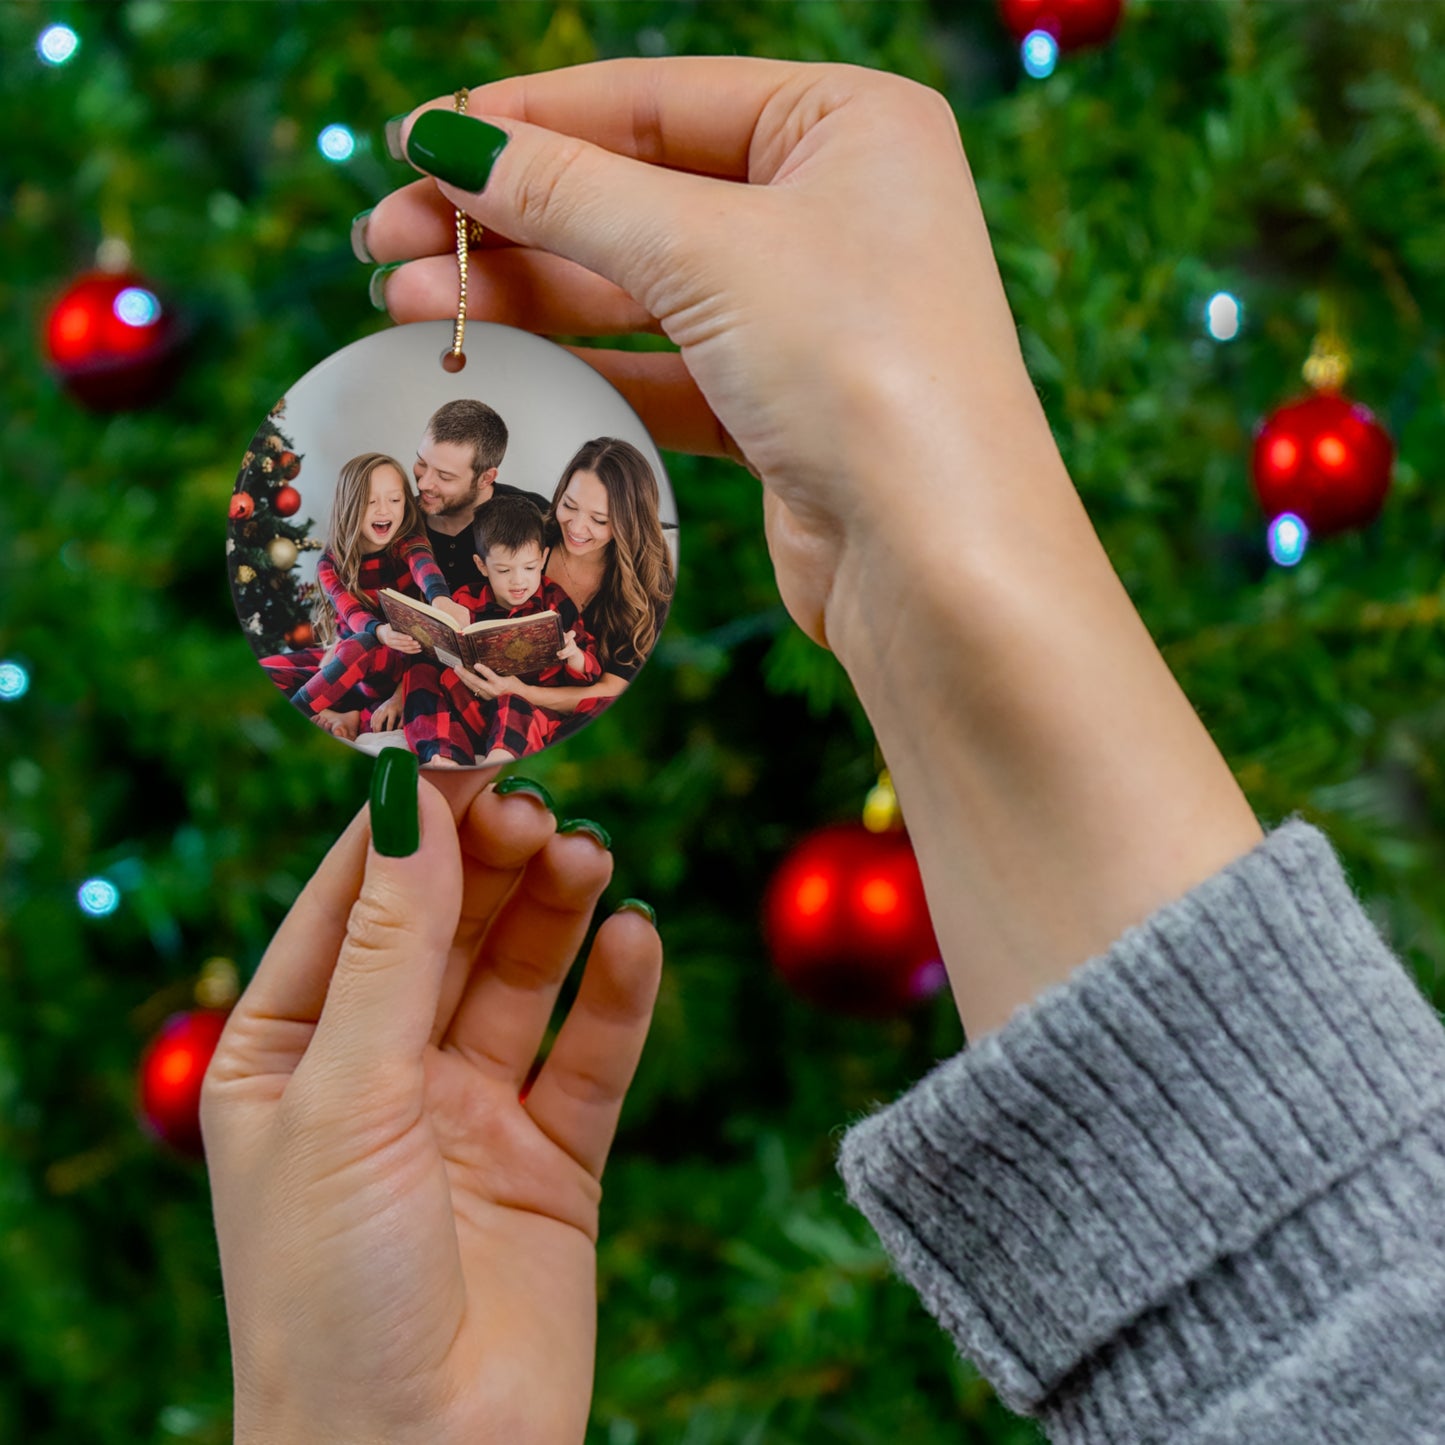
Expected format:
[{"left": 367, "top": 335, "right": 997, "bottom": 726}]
[{"left": 430, "top": 55, "right": 812, "bottom": 181}]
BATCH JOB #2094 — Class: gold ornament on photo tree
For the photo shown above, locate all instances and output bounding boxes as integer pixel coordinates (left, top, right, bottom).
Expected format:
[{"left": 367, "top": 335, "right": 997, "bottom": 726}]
[{"left": 267, "top": 537, "right": 299, "bottom": 570}]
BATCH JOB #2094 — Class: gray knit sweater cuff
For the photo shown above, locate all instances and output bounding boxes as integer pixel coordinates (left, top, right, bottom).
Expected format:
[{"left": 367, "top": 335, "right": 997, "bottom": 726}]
[{"left": 835, "top": 816, "right": 1445, "bottom": 1432}]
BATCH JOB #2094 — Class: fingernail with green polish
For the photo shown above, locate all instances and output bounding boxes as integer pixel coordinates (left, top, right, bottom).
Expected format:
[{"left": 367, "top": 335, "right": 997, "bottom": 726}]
[
  {"left": 350, "top": 208, "right": 375, "bottom": 264},
  {"left": 493, "top": 775, "right": 556, "bottom": 813},
  {"left": 384, "top": 113, "right": 409, "bottom": 162},
  {"left": 369, "top": 261, "right": 404, "bottom": 311},
  {"left": 405, "top": 110, "right": 510, "bottom": 193},
  {"left": 371, "top": 750, "right": 420, "bottom": 857},
  {"left": 559, "top": 818, "right": 612, "bottom": 851},
  {"left": 617, "top": 898, "right": 657, "bottom": 927}
]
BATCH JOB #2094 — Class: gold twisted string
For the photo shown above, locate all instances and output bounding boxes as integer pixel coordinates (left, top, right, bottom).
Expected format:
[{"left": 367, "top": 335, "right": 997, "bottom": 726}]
[{"left": 443, "top": 87, "right": 477, "bottom": 372}]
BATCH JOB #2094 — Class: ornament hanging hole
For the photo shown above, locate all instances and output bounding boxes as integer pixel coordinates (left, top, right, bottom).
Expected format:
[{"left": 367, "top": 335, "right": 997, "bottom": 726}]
[{"left": 440, "top": 349, "right": 466, "bottom": 374}]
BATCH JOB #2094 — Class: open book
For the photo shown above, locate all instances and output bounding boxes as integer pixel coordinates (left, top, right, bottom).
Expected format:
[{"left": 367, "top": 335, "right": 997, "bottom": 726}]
[{"left": 379, "top": 589, "right": 565, "bottom": 677}]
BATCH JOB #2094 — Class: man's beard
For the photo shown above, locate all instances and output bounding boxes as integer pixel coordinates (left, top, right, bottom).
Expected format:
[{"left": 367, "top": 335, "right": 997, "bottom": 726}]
[{"left": 432, "top": 477, "right": 485, "bottom": 517}]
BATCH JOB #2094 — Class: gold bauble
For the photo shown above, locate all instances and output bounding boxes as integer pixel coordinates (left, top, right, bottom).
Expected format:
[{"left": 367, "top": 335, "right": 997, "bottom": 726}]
[
  {"left": 195, "top": 957, "right": 240, "bottom": 1010},
  {"left": 267, "top": 538, "right": 299, "bottom": 569},
  {"left": 863, "top": 768, "right": 902, "bottom": 833}
]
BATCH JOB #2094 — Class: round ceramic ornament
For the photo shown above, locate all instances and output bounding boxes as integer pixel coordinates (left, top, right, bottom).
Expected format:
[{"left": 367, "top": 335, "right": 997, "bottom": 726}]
[{"left": 226, "top": 318, "right": 678, "bottom": 769}]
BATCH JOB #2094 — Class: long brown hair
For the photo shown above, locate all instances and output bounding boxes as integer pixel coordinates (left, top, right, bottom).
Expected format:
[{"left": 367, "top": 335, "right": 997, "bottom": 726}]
[
  {"left": 546, "top": 438, "right": 674, "bottom": 673},
  {"left": 312, "top": 453, "right": 423, "bottom": 645}
]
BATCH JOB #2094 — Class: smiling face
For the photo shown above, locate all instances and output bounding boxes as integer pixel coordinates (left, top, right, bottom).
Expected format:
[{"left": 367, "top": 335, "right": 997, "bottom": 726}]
[
  {"left": 360, "top": 464, "right": 408, "bottom": 552},
  {"left": 414, "top": 434, "right": 491, "bottom": 518},
  {"left": 476, "top": 540, "right": 545, "bottom": 608},
  {"left": 555, "top": 470, "right": 613, "bottom": 560}
]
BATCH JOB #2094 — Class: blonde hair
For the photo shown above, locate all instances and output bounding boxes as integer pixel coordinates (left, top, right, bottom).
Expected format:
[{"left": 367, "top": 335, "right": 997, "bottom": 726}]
[
  {"left": 312, "top": 453, "right": 422, "bottom": 645},
  {"left": 546, "top": 439, "right": 674, "bottom": 672}
]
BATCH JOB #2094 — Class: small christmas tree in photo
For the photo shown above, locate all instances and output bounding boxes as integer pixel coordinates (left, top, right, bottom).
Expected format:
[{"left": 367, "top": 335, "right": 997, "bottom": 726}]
[{"left": 227, "top": 399, "right": 319, "bottom": 656}]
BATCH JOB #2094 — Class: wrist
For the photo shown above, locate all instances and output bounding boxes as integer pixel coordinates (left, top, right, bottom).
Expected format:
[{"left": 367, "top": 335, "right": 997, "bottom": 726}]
[{"left": 822, "top": 407, "right": 1262, "bottom": 1043}]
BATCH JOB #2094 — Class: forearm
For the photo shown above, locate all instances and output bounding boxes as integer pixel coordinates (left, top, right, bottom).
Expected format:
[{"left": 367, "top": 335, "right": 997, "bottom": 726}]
[
  {"left": 827, "top": 389, "right": 1262, "bottom": 1043},
  {"left": 522, "top": 674, "right": 625, "bottom": 713}
]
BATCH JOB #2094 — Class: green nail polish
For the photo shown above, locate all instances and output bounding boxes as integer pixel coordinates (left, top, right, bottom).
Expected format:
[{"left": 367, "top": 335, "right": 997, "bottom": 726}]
[
  {"left": 384, "top": 113, "right": 409, "bottom": 162},
  {"left": 350, "top": 208, "right": 375, "bottom": 264},
  {"left": 559, "top": 818, "right": 612, "bottom": 851},
  {"left": 370, "top": 750, "right": 420, "bottom": 857},
  {"left": 368, "top": 261, "right": 403, "bottom": 311},
  {"left": 493, "top": 775, "right": 556, "bottom": 813},
  {"left": 617, "top": 898, "right": 657, "bottom": 927},
  {"left": 405, "top": 110, "right": 510, "bottom": 193}
]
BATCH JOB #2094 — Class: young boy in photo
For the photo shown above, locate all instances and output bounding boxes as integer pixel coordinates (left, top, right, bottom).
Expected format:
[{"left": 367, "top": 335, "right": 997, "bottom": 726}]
[{"left": 403, "top": 495, "right": 601, "bottom": 767}]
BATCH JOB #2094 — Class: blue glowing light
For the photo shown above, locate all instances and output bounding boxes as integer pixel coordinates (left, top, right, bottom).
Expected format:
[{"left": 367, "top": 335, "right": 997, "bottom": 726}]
[
  {"left": 38, "top": 24, "right": 79, "bottom": 66},
  {"left": 0, "top": 660, "right": 30, "bottom": 701},
  {"left": 78, "top": 878, "right": 121, "bottom": 918},
  {"left": 1022, "top": 30, "right": 1059, "bottom": 79},
  {"left": 318, "top": 124, "right": 356, "bottom": 162},
  {"left": 114, "top": 287, "right": 161, "bottom": 328},
  {"left": 1267, "top": 512, "right": 1309, "bottom": 568},
  {"left": 1205, "top": 291, "right": 1243, "bottom": 342}
]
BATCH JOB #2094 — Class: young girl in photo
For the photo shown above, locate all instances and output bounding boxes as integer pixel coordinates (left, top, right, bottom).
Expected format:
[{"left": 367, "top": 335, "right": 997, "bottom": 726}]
[{"left": 260, "top": 452, "right": 463, "bottom": 739}]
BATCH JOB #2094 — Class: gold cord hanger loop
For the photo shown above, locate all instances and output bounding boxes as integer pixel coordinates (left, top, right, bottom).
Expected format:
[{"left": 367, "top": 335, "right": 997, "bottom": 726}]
[{"left": 441, "top": 87, "right": 475, "bottom": 373}]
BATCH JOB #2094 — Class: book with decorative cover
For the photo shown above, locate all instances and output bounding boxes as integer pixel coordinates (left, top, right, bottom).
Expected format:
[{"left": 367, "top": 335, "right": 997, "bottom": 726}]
[{"left": 379, "top": 589, "right": 564, "bottom": 677}]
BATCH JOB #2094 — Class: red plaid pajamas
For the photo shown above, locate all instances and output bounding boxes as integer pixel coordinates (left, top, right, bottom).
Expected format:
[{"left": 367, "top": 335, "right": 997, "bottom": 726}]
[
  {"left": 259, "top": 531, "right": 449, "bottom": 725},
  {"left": 482, "top": 692, "right": 612, "bottom": 760},
  {"left": 288, "top": 634, "right": 413, "bottom": 717},
  {"left": 401, "top": 578, "right": 602, "bottom": 763}
]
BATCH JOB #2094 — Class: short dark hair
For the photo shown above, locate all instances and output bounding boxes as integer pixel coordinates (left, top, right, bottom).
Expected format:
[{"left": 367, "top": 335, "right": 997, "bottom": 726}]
[
  {"left": 473, "top": 494, "right": 546, "bottom": 560},
  {"left": 424, "top": 399, "right": 509, "bottom": 482}
]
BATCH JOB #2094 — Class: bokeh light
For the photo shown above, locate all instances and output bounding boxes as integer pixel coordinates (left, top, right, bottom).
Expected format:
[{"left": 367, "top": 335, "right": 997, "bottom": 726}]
[
  {"left": 37, "top": 24, "right": 79, "bottom": 66},
  {"left": 1022, "top": 30, "right": 1059, "bottom": 79},
  {"left": 1205, "top": 291, "right": 1242, "bottom": 341},
  {"left": 77, "top": 878, "right": 121, "bottom": 917},
  {"left": 318, "top": 124, "right": 356, "bottom": 162},
  {"left": 0, "top": 660, "right": 29, "bottom": 701},
  {"left": 1267, "top": 512, "right": 1309, "bottom": 567},
  {"left": 114, "top": 287, "right": 162, "bottom": 328}
]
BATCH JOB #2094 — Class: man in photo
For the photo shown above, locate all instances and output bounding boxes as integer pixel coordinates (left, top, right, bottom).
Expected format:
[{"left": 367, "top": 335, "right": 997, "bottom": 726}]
[{"left": 414, "top": 398, "right": 552, "bottom": 594}]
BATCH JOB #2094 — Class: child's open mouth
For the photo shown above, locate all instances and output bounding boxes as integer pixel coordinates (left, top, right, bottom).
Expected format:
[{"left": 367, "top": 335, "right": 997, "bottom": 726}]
[{"left": 371, "top": 520, "right": 394, "bottom": 538}]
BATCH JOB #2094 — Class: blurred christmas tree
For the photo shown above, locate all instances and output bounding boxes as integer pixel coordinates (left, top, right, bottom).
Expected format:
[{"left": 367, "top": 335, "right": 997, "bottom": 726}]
[{"left": 1, "top": 3, "right": 1443, "bottom": 1444}]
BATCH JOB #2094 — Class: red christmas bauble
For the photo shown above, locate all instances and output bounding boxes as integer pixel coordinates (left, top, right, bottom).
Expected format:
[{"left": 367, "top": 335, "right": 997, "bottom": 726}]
[
  {"left": 44, "top": 270, "right": 183, "bottom": 410},
  {"left": 228, "top": 491, "right": 255, "bottom": 520},
  {"left": 279, "top": 452, "right": 301, "bottom": 481},
  {"left": 137, "top": 1009, "right": 230, "bottom": 1157},
  {"left": 763, "top": 822, "right": 945, "bottom": 1017},
  {"left": 1251, "top": 391, "right": 1394, "bottom": 538},
  {"left": 998, "top": 0, "right": 1124, "bottom": 49},
  {"left": 273, "top": 484, "right": 302, "bottom": 517},
  {"left": 285, "top": 620, "right": 314, "bottom": 648}
]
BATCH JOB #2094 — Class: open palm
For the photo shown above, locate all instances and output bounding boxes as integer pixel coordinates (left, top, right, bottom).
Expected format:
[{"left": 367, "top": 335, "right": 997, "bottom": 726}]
[{"left": 202, "top": 775, "right": 661, "bottom": 1445}]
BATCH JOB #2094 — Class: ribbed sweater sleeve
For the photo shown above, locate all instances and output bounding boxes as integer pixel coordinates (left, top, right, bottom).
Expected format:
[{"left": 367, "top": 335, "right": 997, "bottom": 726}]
[{"left": 835, "top": 816, "right": 1445, "bottom": 1443}]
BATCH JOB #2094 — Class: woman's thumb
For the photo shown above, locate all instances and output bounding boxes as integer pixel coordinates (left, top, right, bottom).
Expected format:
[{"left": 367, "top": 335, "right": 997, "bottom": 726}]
[
  {"left": 303, "top": 752, "right": 462, "bottom": 1087},
  {"left": 393, "top": 106, "right": 727, "bottom": 312}
]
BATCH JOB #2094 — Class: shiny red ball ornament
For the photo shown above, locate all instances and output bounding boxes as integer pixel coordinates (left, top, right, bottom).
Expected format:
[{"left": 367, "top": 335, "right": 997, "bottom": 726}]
[
  {"left": 1251, "top": 392, "right": 1394, "bottom": 538},
  {"left": 228, "top": 491, "right": 255, "bottom": 520},
  {"left": 285, "top": 620, "right": 315, "bottom": 648},
  {"left": 763, "top": 822, "right": 945, "bottom": 1017},
  {"left": 273, "top": 485, "right": 302, "bottom": 517},
  {"left": 278, "top": 451, "right": 301, "bottom": 481},
  {"left": 44, "top": 270, "right": 183, "bottom": 410},
  {"left": 137, "top": 1009, "right": 230, "bottom": 1157},
  {"left": 998, "top": 0, "right": 1124, "bottom": 49}
]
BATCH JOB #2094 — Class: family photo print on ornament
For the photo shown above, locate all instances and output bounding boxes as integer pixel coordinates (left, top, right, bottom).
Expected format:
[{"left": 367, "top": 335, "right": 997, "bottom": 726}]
[{"left": 226, "top": 320, "right": 678, "bottom": 769}]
